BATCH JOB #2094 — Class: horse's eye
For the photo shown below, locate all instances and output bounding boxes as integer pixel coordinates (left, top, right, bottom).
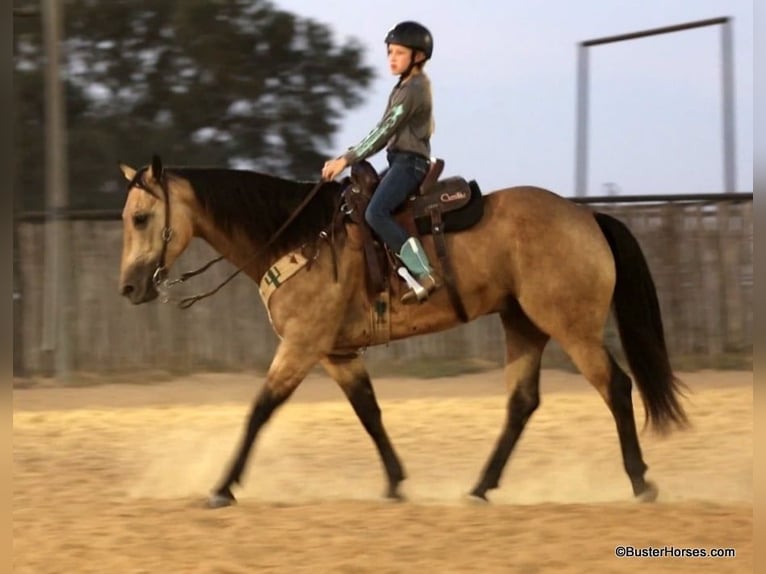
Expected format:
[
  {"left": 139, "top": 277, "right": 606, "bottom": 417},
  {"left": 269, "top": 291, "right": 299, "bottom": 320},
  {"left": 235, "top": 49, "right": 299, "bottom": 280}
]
[{"left": 132, "top": 213, "right": 150, "bottom": 228}]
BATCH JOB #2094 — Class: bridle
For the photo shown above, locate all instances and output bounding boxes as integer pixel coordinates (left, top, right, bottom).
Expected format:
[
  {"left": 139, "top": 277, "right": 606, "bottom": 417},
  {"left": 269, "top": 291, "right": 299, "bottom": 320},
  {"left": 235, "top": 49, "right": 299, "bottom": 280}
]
[
  {"left": 126, "top": 168, "right": 329, "bottom": 308},
  {"left": 126, "top": 167, "right": 174, "bottom": 289}
]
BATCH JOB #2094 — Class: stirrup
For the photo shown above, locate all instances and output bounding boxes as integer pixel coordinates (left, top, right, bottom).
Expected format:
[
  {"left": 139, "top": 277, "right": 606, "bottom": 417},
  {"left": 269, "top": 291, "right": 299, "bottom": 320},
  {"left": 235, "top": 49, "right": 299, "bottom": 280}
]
[{"left": 397, "top": 268, "right": 438, "bottom": 304}]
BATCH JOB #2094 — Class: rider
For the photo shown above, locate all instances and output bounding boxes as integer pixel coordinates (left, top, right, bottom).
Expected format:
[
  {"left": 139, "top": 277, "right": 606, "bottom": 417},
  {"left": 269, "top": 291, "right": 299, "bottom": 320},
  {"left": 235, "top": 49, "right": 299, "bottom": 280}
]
[{"left": 321, "top": 21, "right": 439, "bottom": 304}]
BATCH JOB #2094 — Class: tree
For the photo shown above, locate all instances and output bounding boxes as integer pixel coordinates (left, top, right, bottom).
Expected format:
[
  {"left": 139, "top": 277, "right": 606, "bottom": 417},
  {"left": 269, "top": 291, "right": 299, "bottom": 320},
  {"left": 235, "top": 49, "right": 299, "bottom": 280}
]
[{"left": 13, "top": 0, "right": 374, "bottom": 211}]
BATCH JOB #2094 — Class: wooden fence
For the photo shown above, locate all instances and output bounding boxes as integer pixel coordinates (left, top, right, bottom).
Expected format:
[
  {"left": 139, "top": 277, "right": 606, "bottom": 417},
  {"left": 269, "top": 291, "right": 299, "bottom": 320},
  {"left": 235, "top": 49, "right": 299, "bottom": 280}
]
[{"left": 15, "top": 196, "right": 752, "bottom": 376}]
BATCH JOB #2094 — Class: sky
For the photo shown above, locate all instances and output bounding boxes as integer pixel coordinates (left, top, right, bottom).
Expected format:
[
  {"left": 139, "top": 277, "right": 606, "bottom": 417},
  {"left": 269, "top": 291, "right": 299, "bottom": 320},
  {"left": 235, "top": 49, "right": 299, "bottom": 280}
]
[{"left": 272, "top": 0, "right": 753, "bottom": 197}]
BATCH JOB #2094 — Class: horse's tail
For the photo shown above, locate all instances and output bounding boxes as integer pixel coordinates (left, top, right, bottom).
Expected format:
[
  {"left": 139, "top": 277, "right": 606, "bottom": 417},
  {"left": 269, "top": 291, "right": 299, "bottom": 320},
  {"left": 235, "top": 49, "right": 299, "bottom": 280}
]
[{"left": 594, "top": 212, "right": 688, "bottom": 433}]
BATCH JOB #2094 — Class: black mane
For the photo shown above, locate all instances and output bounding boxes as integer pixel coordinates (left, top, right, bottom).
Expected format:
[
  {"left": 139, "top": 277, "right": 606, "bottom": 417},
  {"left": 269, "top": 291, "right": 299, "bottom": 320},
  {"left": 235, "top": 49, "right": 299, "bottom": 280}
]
[{"left": 169, "top": 167, "right": 343, "bottom": 257}]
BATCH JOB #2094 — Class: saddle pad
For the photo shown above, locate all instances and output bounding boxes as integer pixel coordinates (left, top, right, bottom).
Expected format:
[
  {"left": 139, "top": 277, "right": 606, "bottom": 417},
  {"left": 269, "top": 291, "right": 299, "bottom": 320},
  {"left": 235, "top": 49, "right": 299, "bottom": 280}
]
[{"left": 414, "top": 180, "right": 484, "bottom": 235}]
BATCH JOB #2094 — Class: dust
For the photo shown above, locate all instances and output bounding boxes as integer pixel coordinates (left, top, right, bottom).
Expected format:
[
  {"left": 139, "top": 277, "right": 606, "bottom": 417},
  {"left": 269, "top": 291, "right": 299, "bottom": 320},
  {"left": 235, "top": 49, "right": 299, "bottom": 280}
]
[
  {"left": 120, "top": 385, "right": 751, "bottom": 506},
  {"left": 126, "top": 426, "right": 236, "bottom": 500}
]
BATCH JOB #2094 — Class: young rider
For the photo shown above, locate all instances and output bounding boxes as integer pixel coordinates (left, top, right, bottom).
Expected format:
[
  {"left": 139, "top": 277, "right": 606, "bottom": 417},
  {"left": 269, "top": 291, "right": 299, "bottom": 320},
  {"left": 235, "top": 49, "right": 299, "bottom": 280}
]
[{"left": 321, "top": 21, "right": 438, "bottom": 304}]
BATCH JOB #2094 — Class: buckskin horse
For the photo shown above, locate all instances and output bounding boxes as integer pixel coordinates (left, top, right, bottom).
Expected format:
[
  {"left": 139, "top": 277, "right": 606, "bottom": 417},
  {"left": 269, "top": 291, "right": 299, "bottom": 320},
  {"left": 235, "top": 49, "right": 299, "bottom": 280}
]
[{"left": 118, "top": 154, "right": 687, "bottom": 508}]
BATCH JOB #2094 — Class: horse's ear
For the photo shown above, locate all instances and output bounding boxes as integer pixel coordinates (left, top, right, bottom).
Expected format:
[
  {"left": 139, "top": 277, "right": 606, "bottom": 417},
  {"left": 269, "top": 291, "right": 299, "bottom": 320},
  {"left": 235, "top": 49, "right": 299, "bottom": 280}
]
[
  {"left": 150, "top": 154, "right": 163, "bottom": 181},
  {"left": 119, "top": 163, "right": 136, "bottom": 181}
]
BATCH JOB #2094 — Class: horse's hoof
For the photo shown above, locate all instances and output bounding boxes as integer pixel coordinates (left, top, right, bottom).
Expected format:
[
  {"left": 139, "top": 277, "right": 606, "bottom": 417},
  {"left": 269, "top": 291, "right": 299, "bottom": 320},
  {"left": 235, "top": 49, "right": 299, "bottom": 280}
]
[
  {"left": 385, "top": 486, "right": 406, "bottom": 502},
  {"left": 207, "top": 489, "right": 237, "bottom": 509},
  {"left": 466, "top": 490, "right": 490, "bottom": 505},
  {"left": 635, "top": 480, "right": 659, "bottom": 503}
]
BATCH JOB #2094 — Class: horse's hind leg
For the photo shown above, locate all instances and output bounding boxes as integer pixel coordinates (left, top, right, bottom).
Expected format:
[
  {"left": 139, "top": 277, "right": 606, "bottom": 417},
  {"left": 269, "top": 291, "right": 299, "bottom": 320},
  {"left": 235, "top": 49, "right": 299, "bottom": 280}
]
[
  {"left": 563, "top": 340, "right": 656, "bottom": 501},
  {"left": 208, "top": 342, "right": 319, "bottom": 508},
  {"left": 321, "top": 352, "right": 406, "bottom": 500},
  {"left": 470, "top": 305, "right": 549, "bottom": 501}
]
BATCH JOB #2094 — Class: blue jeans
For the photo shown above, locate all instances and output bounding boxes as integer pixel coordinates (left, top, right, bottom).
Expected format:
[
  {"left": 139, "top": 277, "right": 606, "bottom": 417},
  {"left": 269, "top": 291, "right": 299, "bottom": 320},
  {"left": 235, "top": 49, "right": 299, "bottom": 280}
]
[{"left": 365, "top": 151, "right": 429, "bottom": 253}]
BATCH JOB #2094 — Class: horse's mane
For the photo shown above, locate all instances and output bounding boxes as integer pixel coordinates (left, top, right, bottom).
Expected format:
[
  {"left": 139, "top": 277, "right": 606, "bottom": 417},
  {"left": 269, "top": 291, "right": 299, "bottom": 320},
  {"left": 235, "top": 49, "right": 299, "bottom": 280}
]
[{"left": 169, "top": 167, "right": 343, "bottom": 256}]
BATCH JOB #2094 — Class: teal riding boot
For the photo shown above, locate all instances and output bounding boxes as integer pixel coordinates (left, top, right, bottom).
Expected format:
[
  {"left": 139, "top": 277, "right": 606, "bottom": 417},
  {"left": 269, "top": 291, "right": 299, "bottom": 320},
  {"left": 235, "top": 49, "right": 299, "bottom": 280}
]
[{"left": 397, "top": 237, "right": 439, "bottom": 304}]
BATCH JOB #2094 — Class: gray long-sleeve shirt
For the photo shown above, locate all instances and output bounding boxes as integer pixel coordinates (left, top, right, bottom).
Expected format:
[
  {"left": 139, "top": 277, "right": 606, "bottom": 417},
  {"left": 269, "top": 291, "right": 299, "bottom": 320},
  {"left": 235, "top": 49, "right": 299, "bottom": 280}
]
[{"left": 342, "top": 73, "right": 433, "bottom": 165}]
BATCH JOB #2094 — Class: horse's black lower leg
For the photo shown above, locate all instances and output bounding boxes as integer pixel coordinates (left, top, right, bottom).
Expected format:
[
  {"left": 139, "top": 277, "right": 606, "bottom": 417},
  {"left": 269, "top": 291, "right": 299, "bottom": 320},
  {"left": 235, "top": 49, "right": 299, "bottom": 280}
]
[
  {"left": 471, "top": 370, "right": 540, "bottom": 500},
  {"left": 208, "top": 386, "right": 291, "bottom": 507},
  {"left": 568, "top": 342, "right": 656, "bottom": 501},
  {"left": 607, "top": 353, "right": 653, "bottom": 499},
  {"left": 322, "top": 354, "right": 405, "bottom": 500},
  {"left": 343, "top": 375, "right": 406, "bottom": 499},
  {"left": 471, "top": 307, "right": 548, "bottom": 501}
]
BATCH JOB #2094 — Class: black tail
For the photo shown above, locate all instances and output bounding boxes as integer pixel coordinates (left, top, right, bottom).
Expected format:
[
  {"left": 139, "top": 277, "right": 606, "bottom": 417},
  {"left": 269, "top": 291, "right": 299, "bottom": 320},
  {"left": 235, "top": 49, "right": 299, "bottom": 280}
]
[{"left": 595, "top": 212, "right": 688, "bottom": 433}]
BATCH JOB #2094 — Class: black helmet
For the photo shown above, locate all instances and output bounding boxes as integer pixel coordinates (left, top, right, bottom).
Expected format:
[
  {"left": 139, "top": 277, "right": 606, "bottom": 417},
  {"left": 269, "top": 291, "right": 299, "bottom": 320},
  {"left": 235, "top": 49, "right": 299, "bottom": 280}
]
[{"left": 384, "top": 21, "right": 433, "bottom": 60}]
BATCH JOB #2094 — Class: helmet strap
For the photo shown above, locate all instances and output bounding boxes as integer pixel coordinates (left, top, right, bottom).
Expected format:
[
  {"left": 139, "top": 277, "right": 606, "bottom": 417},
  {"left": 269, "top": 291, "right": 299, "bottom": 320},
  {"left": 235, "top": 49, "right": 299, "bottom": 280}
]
[{"left": 397, "top": 51, "right": 423, "bottom": 85}]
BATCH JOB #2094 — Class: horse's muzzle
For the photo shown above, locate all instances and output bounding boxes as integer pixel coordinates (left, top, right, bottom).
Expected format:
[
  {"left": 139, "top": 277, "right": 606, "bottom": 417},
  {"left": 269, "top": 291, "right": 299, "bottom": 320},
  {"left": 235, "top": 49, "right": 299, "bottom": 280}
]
[{"left": 120, "top": 265, "right": 159, "bottom": 304}]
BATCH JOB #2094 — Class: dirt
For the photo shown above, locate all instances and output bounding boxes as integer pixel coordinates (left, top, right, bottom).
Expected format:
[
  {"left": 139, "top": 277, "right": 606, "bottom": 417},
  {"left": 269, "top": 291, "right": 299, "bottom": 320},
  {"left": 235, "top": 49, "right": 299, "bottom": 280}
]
[{"left": 13, "top": 369, "right": 752, "bottom": 573}]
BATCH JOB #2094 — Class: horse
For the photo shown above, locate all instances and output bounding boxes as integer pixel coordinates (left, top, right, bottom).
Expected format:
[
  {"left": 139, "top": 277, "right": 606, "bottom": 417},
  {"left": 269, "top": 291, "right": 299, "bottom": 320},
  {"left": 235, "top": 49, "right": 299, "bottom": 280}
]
[{"left": 118, "top": 154, "right": 687, "bottom": 508}]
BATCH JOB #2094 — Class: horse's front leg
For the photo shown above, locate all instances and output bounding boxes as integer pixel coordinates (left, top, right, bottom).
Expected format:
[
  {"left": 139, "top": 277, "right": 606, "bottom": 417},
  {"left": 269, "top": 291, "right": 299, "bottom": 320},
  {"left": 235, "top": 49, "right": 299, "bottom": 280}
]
[
  {"left": 321, "top": 352, "right": 406, "bottom": 500},
  {"left": 208, "top": 342, "right": 319, "bottom": 508}
]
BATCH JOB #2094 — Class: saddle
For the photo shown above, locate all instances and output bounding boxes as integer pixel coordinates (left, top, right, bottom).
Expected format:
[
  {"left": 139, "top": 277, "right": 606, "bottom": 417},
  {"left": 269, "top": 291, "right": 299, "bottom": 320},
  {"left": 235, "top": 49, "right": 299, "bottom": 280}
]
[{"left": 340, "top": 158, "right": 484, "bottom": 322}]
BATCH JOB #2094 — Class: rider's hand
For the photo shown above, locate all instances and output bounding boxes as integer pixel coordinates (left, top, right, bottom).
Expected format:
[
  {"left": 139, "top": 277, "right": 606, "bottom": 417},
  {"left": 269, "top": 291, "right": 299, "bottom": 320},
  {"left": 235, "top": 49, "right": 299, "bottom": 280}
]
[{"left": 321, "top": 157, "right": 348, "bottom": 181}]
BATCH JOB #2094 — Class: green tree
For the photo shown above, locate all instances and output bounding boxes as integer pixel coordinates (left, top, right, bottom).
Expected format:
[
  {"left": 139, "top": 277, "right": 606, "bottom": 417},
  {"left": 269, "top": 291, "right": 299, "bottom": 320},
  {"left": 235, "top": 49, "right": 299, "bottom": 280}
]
[{"left": 14, "top": 0, "right": 374, "bottom": 211}]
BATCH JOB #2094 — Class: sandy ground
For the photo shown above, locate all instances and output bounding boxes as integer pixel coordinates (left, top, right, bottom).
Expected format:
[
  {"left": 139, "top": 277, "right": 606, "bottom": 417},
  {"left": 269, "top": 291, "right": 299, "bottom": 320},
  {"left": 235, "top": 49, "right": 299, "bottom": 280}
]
[{"left": 14, "top": 369, "right": 752, "bottom": 573}]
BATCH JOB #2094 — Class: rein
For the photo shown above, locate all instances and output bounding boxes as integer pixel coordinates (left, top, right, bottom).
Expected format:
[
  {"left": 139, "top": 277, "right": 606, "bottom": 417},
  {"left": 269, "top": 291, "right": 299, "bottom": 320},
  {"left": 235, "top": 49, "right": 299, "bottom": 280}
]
[{"left": 153, "top": 175, "right": 328, "bottom": 309}]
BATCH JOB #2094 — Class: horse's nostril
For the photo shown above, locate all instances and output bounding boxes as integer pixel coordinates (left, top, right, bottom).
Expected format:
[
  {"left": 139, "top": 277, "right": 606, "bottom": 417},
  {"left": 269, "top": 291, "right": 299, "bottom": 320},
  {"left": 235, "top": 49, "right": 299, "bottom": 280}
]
[{"left": 121, "top": 284, "right": 135, "bottom": 297}]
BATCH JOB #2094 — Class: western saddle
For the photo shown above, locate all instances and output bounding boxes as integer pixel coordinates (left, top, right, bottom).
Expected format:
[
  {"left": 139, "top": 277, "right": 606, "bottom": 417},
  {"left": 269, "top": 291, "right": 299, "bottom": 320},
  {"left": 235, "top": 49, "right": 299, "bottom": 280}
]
[{"left": 340, "top": 158, "right": 483, "bottom": 322}]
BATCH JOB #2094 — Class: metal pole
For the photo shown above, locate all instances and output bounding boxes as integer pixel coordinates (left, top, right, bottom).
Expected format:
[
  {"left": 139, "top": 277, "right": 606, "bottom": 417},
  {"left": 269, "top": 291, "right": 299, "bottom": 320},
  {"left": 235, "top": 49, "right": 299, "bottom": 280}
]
[
  {"left": 720, "top": 18, "right": 737, "bottom": 193},
  {"left": 40, "top": 0, "right": 71, "bottom": 379},
  {"left": 12, "top": 10, "right": 33, "bottom": 378},
  {"left": 577, "top": 16, "right": 736, "bottom": 198},
  {"left": 574, "top": 44, "right": 589, "bottom": 197},
  {"left": 582, "top": 17, "right": 729, "bottom": 47},
  {"left": 13, "top": 221, "right": 24, "bottom": 378}
]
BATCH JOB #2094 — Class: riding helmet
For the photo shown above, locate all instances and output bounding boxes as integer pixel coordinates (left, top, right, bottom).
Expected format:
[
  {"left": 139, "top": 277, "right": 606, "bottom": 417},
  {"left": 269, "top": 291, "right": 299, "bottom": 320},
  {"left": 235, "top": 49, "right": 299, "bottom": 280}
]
[{"left": 384, "top": 21, "right": 433, "bottom": 60}]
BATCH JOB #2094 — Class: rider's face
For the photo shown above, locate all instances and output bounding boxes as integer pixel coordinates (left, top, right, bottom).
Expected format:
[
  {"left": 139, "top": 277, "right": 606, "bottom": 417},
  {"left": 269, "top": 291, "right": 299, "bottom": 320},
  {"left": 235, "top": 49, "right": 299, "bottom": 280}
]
[{"left": 387, "top": 43, "right": 421, "bottom": 75}]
